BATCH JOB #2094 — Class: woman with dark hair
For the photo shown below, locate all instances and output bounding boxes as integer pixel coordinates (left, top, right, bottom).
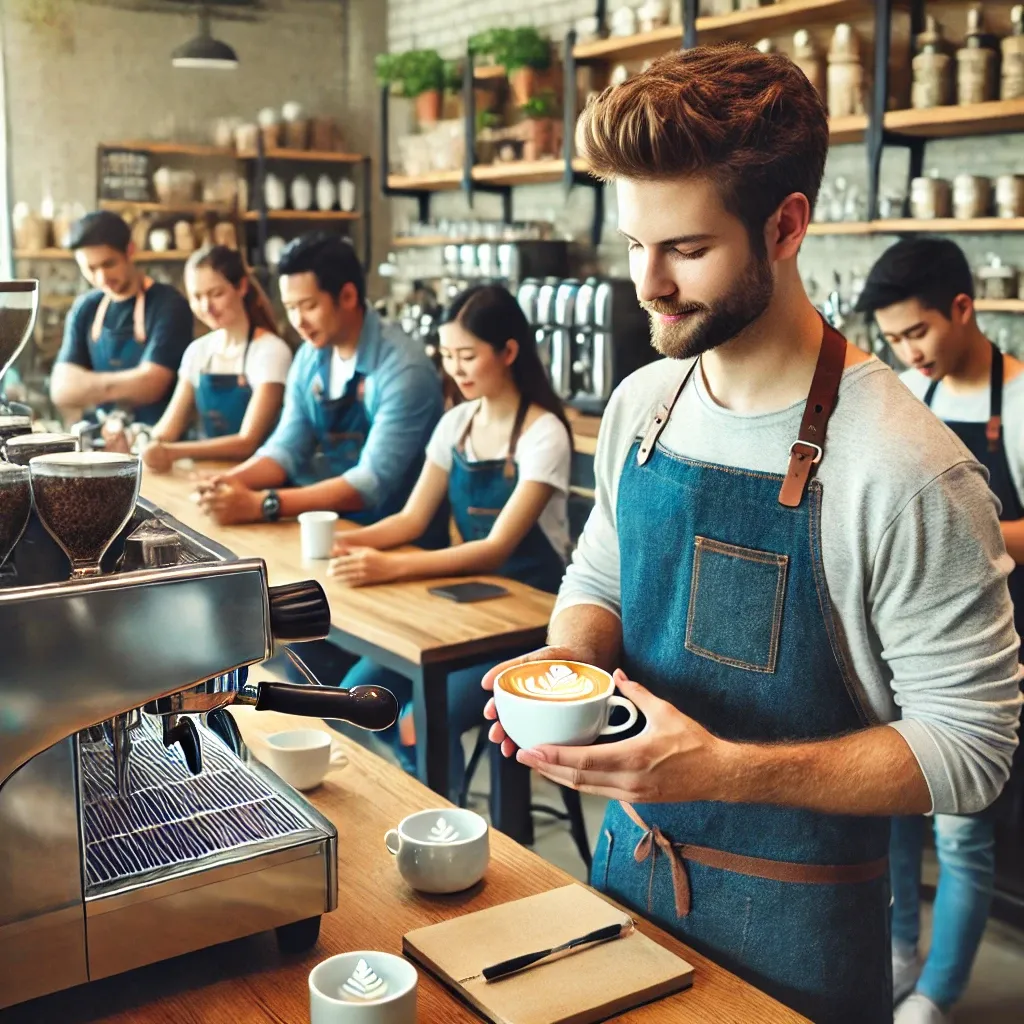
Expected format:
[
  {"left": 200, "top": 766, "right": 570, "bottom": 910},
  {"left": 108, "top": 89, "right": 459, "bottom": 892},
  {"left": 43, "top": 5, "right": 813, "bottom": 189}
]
[
  {"left": 140, "top": 246, "right": 292, "bottom": 472},
  {"left": 327, "top": 283, "right": 573, "bottom": 782}
]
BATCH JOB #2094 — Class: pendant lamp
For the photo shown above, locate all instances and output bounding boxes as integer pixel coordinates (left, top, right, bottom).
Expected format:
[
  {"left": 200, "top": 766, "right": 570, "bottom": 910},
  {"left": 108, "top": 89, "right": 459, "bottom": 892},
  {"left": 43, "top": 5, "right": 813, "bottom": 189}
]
[{"left": 172, "top": 7, "right": 239, "bottom": 70}]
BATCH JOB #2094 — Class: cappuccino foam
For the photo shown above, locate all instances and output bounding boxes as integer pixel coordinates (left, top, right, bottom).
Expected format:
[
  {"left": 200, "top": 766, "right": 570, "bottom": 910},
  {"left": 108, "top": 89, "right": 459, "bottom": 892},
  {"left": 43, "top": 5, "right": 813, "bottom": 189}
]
[{"left": 499, "top": 661, "right": 610, "bottom": 702}]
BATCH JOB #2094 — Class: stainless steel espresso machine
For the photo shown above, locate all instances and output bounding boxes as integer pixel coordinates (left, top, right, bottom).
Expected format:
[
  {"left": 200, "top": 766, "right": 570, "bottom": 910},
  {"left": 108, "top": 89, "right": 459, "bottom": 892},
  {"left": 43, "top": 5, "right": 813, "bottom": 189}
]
[
  {"left": 0, "top": 502, "right": 398, "bottom": 1010},
  {"left": 517, "top": 276, "right": 655, "bottom": 414}
]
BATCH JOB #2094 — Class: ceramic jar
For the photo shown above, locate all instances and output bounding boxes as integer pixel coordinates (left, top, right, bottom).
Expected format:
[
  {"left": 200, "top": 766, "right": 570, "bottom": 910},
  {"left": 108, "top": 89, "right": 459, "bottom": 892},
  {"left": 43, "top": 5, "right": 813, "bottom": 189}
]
[
  {"left": 637, "top": 0, "right": 669, "bottom": 32},
  {"left": 952, "top": 174, "right": 991, "bottom": 220},
  {"left": 793, "top": 30, "right": 825, "bottom": 99},
  {"left": 995, "top": 175, "right": 1024, "bottom": 219},
  {"left": 827, "top": 24, "right": 866, "bottom": 119},
  {"left": 978, "top": 257, "right": 1018, "bottom": 300},
  {"left": 1002, "top": 5, "right": 1024, "bottom": 101},
  {"left": 339, "top": 177, "right": 356, "bottom": 213},
  {"left": 910, "top": 175, "right": 951, "bottom": 220},
  {"left": 264, "top": 173, "right": 286, "bottom": 211},
  {"left": 610, "top": 3, "right": 637, "bottom": 37},
  {"left": 291, "top": 175, "right": 313, "bottom": 212},
  {"left": 911, "top": 16, "right": 953, "bottom": 110},
  {"left": 956, "top": 5, "right": 998, "bottom": 105},
  {"left": 316, "top": 175, "right": 336, "bottom": 212}
]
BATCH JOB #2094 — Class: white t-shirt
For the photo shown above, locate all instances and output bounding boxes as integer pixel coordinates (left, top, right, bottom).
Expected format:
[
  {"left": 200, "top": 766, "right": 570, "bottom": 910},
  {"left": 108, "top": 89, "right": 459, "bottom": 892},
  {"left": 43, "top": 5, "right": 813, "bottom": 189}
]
[
  {"left": 426, "top": 401, "right": 572, "bottom": 561},
  {"left": 179, "top": 328, "right": 292, "bottom": 389},
  {"left": 900, "top": 367, "right": 1024, "bottom": 509},
  {"left": 329, "top": 349, "right": 358, "bottom": 400}
]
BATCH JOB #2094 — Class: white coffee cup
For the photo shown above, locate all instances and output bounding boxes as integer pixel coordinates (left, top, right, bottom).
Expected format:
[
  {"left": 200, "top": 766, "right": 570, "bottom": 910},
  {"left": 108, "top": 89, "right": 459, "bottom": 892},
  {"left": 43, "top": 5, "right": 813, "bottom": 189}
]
[
  {"left": 261, "top": 728, "right": 346, "bottom": 791},
  {"left": 299, "top": 510, "right": 339, "bottom": 560},
  {"left": 493, "top": 659, "right": 638, "bottom": 750},
  {"left": 384, "top": 808, "right": 489, "bottom": 894},
  {"left": 309, "top": 951, "right": 417, "bottom": 1024}
]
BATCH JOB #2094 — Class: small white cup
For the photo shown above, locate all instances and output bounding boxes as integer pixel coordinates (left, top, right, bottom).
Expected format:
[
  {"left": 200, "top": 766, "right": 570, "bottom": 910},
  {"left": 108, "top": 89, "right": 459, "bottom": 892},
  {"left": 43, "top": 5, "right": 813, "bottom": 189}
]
[
  {"left": 493, "top": 660, "right": 639, "bottom": 750},
  {"left": 261, "top": 728, "right": 346, "bottom": 791},
  {"left": 384, "top": 808, "right": 489, "bottom": 894},
  {"left": 309, "top": 951, "right": 417, "bottom": 1024},
  {"left": 299, "top": 510, "right": 339, "bottom": 560}
]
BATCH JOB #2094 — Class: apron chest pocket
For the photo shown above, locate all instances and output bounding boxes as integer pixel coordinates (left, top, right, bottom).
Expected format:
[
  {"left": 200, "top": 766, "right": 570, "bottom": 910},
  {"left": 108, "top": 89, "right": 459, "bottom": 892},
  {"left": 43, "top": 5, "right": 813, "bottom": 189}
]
[{"left": 685, "top": 536, "right": 788, "bottom": 674}]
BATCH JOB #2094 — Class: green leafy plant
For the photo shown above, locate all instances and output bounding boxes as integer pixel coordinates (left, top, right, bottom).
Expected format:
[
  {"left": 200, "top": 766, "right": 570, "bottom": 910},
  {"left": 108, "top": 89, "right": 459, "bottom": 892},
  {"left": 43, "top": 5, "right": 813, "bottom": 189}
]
[
  {"left": 443, "top": 59, "right": 464, "bottom": 94},
  {"left": 469, "top": 28, "right": 513, "bottom": 61},
  {"left": 476, "top": 110, "right": 503, "bottom": 132},
  {"left": 520, "top": 89, "right": 558, "bottom": 119},
  {"left": 374, "top": 49, "right": 445, "bottom": 98},
  {"left": 496, "top": 27, "right": 552, "bottom": 71}
]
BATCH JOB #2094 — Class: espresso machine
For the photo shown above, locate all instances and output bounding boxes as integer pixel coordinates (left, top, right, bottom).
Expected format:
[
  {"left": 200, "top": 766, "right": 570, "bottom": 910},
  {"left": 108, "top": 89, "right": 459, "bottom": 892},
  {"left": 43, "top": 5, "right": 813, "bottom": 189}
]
[
  {"left": 0, "top": 503, "right": 398, "bottom": 1010},
  {"left": 518, "top": 276, "right": 655, "bottom": 414}
]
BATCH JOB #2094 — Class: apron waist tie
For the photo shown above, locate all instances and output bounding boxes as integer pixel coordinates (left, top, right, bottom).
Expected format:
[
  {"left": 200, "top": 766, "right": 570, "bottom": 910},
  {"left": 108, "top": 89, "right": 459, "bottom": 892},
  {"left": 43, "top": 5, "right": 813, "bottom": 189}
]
[{"left": 619, "top": 801, "right": 888, "bottom": 920}]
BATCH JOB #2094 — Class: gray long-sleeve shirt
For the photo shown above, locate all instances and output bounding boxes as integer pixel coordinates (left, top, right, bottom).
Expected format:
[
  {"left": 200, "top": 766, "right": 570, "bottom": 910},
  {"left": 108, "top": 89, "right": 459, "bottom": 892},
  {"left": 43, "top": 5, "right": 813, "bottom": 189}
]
[{"left": 556, "top": 357, "right": 1022, "bottom": 815}]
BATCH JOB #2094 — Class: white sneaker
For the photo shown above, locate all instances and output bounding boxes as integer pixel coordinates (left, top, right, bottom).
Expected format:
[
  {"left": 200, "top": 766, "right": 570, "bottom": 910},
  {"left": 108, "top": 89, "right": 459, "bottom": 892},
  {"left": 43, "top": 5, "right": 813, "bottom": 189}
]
[
  {"left": 892, "top": 943, "right": 923, "bottom": 1005},
  {"left": 894, "top": 994, "right": 952, "bottom": 1024}
]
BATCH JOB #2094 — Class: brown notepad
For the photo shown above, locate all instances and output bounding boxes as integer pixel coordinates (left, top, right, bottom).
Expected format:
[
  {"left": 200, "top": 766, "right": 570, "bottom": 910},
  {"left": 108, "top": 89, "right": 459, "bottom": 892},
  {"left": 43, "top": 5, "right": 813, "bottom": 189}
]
[{"left": 403, "top": 884, "right": 694, "bottom": 1024}]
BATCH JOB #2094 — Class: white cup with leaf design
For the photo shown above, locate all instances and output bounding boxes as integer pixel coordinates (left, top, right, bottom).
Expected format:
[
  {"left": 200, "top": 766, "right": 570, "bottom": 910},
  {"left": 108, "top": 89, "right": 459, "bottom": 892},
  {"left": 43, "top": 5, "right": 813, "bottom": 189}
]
[
  {"left": 493, "top": 659, "right": 639, "bottom": 751},
  {"left": 384, "top": 808, "right": 489, "bottom": 893},
  {"left": 309, "top": 950, "right": 417, "bottom": 1024}
]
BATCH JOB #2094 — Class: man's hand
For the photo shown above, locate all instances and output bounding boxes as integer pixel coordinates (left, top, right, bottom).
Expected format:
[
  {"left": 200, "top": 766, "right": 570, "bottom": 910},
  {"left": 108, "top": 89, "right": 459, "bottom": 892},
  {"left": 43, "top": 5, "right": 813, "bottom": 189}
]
[
  {"left": 196, "top": 478, "right": 263, "bottom": 526},
  {"left": 141, "top": 440, "right": 173, "bottom": 474},
  {"left": 101, "top": 421, "right": 131, "bottom": 454},
  {"left": 328, "top": 547, "right": 403, "bottom": 587},
  {"left": 482, "top": 645, "right": 582, "bottom": 758},
  {"left": 513, "top": 669, "right": 728, "bottom": 803}
]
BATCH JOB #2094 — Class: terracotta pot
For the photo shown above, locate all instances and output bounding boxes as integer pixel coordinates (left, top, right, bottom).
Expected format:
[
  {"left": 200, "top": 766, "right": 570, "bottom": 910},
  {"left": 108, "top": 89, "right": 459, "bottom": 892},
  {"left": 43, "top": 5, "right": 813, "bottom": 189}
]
[
  {"left": 474, "top": 87, "right": 496, "bottom": 113},
  {"left": 523, "top": 117, "right": 555, "bottom": 161},
  {"left": 415, "top": 89, "right": 442, "bottom": 125},
  {"left": 510, "top": 67, "right": 537, "bottom": 108},
  {"left": 260, "top": 123, "right": 281, "bottom": 152}
]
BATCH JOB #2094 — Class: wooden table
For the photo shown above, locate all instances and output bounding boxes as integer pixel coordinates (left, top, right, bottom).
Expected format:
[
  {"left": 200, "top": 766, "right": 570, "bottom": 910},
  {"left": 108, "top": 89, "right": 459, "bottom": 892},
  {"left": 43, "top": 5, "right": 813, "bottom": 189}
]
[
  {"left": 140, "top": 466, "right": 556, "bottom": 844},
  {"left": 0, "top": 712, "right": 809, "bottom": 1024}
]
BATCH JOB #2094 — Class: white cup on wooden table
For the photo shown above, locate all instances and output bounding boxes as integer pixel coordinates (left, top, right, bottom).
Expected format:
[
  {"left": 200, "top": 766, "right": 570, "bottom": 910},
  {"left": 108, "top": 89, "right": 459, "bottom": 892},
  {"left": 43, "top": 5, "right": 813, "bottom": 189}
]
[
  {"left": 299, "top": 510, "right": 339, "bottom": 559},
  {"left": 309, "top": 950, "right": 418, "bottom": 1024},
  {"left": 261, "top": 727, "right": 346, "bottom": 790}
]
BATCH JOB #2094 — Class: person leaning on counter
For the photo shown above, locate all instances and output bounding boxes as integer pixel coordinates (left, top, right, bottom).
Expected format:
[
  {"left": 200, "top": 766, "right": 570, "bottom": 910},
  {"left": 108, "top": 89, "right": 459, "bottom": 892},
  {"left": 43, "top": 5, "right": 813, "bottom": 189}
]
[
  {"left": 140, "top": 245, "right": 292, "bottom": 472},
  {"left": 327, "top": 283, "right": 573, "bottom": 786},
  {"left": 857, "top": 237, "right": 1024, "bottom": 1024},
  {"left": 482, "top": 46, "right": 1022, "bottom": 1024},
  {"left": 49, "top": 210, "right": 194, "bottom": 440},
  {"left": 195, "top": 232, "right": 444, "bottom": 543}
]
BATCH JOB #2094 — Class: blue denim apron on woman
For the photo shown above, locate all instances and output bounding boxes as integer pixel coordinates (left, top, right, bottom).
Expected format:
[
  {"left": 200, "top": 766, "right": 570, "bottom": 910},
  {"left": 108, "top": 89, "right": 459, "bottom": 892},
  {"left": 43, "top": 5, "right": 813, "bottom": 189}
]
[
  {"left": 449, "top": 400, "right": 565, "bottom": 594},
  {"left": 194, "top": 325, "right": 254, "bottom": 438},
  {"left": 592, "top": 325, "right": 891, "bottom": 1024}
]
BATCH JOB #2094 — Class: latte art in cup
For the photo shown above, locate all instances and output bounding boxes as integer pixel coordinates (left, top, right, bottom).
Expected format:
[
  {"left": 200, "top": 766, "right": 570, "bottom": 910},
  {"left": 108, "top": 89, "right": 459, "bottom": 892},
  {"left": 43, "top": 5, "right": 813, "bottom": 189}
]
[{"left": 499, "top": 661, "right": 612, "bottom": 702}]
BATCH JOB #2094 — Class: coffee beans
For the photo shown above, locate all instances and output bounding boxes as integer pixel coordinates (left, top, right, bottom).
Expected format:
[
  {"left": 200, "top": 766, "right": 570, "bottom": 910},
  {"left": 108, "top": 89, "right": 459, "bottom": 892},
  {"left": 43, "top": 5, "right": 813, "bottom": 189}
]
[
  {"left": 0, "top": 308, "right": 33, "bottom": 375},
  {"left": 34, "top": 474, "right": 138, "bottom": 567},
  {"left": 0, "top": 477, "right": 31, "bottom": 564}
]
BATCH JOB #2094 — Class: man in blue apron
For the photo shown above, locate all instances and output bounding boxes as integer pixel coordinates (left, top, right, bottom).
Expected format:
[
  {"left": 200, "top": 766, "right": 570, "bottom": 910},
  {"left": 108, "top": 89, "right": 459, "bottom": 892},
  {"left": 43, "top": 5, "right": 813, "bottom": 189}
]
[
  {"left": 50, "top": 211, "right": 194, "bottom": 430},
  {"left": 857, "top": 238, "right": 1024, "bottom": 1024},
  {"left": 482, "top": 49, "right": 1021, "bottom": 1024},
  {"left": 196, "top": 233, "right": 443, "bottom": 538}
]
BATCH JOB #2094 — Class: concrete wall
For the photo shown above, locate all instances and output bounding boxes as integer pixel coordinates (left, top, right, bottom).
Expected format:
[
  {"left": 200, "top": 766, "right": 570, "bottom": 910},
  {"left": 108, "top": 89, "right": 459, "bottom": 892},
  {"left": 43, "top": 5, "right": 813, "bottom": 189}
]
[{"left": 384, "top": 1, "right": 1024, "bottom": 353}]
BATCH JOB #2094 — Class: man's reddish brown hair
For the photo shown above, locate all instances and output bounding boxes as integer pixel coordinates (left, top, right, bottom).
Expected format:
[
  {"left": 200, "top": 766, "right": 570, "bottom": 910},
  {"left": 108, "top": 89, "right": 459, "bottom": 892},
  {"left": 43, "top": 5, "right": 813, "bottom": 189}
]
[{"left": 577, "top": 44, "right": 830, "bottom": 248}]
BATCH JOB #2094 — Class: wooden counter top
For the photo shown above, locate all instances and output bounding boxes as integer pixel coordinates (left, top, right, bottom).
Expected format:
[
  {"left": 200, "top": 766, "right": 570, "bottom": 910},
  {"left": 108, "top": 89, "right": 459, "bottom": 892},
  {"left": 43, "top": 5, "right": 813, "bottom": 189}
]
[
  {"left": 2, "top": 710, "right": 808, "bottom": 1024},
  {"left": 141, "top": 467, "right": 555, "bottom": 667}
]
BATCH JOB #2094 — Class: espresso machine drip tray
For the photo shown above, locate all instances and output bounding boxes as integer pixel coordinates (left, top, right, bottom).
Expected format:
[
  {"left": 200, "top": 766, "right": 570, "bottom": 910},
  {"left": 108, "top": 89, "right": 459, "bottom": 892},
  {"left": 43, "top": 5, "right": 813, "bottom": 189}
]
[{"left": 80, "top": 717, "right": 316, "bottom": 893}]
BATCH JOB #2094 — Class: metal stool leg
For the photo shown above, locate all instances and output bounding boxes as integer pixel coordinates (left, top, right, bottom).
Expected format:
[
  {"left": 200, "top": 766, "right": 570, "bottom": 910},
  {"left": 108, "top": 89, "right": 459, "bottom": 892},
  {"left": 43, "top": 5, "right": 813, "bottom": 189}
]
[
  {"left": 559, "top": 785, "right": 592, "bottom": 871},
  {"left": 458, "top": 725, "right": 490, "bottom": 808}
]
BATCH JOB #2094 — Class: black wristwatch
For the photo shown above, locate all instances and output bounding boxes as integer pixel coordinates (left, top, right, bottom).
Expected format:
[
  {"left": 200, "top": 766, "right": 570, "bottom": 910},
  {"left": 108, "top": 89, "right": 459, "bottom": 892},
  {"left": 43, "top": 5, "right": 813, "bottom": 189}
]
[{"left": 261, "top": 490, "right": 282, "bottom": 522}]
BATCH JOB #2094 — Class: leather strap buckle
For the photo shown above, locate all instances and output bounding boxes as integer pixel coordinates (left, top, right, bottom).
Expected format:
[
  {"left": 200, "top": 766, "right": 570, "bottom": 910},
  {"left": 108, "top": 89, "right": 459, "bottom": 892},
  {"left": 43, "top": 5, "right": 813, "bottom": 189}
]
[{"left": 789, "top": 440, "right": 823, "bottom": 465}]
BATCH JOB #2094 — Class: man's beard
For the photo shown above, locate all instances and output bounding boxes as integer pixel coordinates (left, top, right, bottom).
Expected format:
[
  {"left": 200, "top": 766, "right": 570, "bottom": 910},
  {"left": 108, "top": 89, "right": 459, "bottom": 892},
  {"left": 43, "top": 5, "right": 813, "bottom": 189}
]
[{"left": 641, "top": 253, "right": 775, "bottom": 360}]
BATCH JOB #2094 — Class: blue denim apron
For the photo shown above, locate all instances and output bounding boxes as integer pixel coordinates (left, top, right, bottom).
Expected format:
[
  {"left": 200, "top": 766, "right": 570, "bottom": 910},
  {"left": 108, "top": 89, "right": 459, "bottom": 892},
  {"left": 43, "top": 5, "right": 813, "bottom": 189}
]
[
  {"left": 194, "top": 326, "right": 254, "bottom": 438},
  {"left": 592, "top": 326, "right": 891, "bottom": 1024},
  {"left": 449, "top": 401, "right": 565, "bottom": 594}
]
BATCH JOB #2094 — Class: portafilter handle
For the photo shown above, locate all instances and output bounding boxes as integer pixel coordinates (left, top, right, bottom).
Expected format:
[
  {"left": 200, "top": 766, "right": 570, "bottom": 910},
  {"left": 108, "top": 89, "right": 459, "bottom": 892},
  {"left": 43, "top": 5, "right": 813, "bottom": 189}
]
[{"left": 246, "top": 681, "right": 399, "bottom": 732}]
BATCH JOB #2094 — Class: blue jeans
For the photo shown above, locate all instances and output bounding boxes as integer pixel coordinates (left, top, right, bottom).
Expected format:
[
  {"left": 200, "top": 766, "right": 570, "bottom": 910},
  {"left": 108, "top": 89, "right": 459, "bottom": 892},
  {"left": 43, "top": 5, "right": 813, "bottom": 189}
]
[
  {"left": 339, "top": 656, "right": 494, "bottom": 799},
  {"left": 890, "top": 812, "right": 995, "bottom": 1009}
]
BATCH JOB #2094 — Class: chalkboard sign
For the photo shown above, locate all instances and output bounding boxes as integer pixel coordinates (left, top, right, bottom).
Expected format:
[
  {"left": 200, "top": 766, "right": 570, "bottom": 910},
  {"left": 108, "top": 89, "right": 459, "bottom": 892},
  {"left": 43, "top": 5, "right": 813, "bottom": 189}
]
[{"left": 98, "top": 148, "right": 152, "bottom": 202}]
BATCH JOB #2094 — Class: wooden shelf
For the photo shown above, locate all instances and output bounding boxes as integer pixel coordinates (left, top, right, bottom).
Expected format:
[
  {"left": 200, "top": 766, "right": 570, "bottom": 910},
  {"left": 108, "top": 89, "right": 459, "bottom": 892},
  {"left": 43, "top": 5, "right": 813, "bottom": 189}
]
[
  {"left": 101, "top": 140, "right": 234, "bottom": 158},
  {"left": 14, "top": 248, "right": 188, "bottom": 261},
  {"left": 573, "top": 1, "right": 880, "bottom": 63},
  {"left": 238, "top": 149, "right": 365, "bottom": 164},
  {"left": 975, "top": 299, "right": 1024, "bottom": 314},
  {"left": 829, "top": 114, "right": 869, "bottom": 145},
  {"left": 473, "top": 158, "right": 568, "bottom": 186},
  {"left": 392, "top": 235, "right": 491, "bottom": 248},
  {"left": 99, "top": 198, "right": 234, "bottom": 216},
  {"left": 387, "top": 170, "right": 463, "bottom": 192},
  {"left": 884, "top": 99, "right": 1024, "bottom": 139},
  {"left": 807, "top": 218, "right": 1024, "bottom": 235},
  {"left": 243, "top": 210, "right": 360, "bottom": 221}
]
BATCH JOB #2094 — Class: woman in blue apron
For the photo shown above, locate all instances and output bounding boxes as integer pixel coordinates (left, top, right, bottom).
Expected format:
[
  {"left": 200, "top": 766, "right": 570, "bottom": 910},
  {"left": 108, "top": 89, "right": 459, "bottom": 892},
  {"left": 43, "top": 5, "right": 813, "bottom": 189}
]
[
  {"left": 140, "top": 246, "right": 291, "bottom": 473},
  {"left": 328, "top": 284, "right": 573, "bottom": 788}
]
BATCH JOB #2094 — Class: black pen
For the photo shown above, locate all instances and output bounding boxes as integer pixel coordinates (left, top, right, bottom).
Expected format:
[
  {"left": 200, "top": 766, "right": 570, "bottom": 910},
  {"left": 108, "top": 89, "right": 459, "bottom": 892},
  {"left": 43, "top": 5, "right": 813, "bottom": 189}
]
[{"left": 482, "top": 918, "right": 634, "bottom": 983}]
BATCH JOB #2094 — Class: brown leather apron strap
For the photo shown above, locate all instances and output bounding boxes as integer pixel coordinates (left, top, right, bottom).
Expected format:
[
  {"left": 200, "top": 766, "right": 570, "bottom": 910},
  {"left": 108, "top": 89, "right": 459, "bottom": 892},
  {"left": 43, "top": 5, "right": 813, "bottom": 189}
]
[
  {"left": 636, "top": 358, "right": 698, "bottom": 467},
  {"left": 90, "top": 276, "right": 152, "bottom": 344},
  {"left": 90, "top": 293, "right": 112, "bottom": 343},
  {"left": 777, "top": 322, "right": 847, "bottom": 508},
  {"left": 620, "top": 802, "right": 887, "bottom": 920}
]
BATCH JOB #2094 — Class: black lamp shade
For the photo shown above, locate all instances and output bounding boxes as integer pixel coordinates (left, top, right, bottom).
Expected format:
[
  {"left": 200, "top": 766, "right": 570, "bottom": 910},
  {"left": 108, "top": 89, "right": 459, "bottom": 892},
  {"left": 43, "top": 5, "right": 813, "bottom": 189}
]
[{"left": 172, "top": 34, "right": 239, "bottom": 69}]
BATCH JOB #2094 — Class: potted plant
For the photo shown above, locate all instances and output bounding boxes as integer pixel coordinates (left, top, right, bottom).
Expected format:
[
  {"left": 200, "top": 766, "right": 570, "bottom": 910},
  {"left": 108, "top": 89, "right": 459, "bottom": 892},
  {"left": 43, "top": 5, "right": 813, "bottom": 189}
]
[
  {"left": 496, "top": 27, "right": 552, "bottom": 107},
  {"left": 475, "top": 111, "right": 503, "bottom": 165},
  {"left": 519, "top": 89, "right": 559, "bottom": 161},
  {"left": 468, "top": 28, "right": 512, "bottom": 67},
  {"left": 443, "top": 59, "right": 464, "bottom": 119},
  {"left": 375, "top": 49, "right": 445, "bottom": 125}
]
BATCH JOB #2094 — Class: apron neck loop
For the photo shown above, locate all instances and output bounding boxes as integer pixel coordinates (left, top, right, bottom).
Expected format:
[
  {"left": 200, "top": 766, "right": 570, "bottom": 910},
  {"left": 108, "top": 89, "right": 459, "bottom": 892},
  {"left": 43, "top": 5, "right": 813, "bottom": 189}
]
[
  {"left": 636, "top": 358, "right": 699, "bottom": 467},
  {"left": 457, "top": 396, "right": 530, "bottom": 479},
  {"left": 777, "top": 321, "right": 846, "bottom": 508},
  {"left": 926, "top": 340, "right": 1005, "bottom": 454},
  {"left": 90, "top": 275, "right": 152, "bottom": 344}
]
